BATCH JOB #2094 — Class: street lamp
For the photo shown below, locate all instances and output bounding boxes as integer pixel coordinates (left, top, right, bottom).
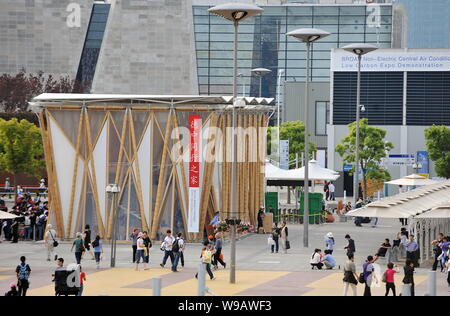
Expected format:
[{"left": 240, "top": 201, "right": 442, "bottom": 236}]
[
  {"left": 106, "top": 183, "right": 120, "bottom": 268},
  {"left": 209, "top": 2, "right": 263, "bottom": 285},
  {"left": 238, "top": 73, "right": 246, "bottom": 97},
  {"left": 287, "top": 28, "right": 330, "bottom": 248},
  {"left": 342, "top": 43, "right": 378, "bottom": 205},
  {"left": 251, "top": 68, "right": 272, "bottom": 98},
  {"left": 413, "top": 162, "right": 423, "bottom": 174},
  {"left": 277, "top": 69, "right": 285, "bottom": 164}
]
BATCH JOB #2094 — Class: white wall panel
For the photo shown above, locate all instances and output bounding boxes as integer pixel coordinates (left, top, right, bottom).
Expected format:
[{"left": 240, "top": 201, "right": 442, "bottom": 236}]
[
  {"left": 92, "top": 121, "right": 108, "bottom": 225},
  {"left": 49, "top": 116, "right": 76, "bottom": 232},
  {"left": 136, "top": 121, "right": 152, "bottom": 225}
]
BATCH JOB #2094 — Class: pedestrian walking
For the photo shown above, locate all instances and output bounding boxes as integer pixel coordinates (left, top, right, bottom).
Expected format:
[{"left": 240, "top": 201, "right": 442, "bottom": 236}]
[
  {"left": 16, "top": 256, "right": 31, "bottom": 296},
  {"left": 83, "top": 225, "right": 94, "bottom": 260},
  {"left": 343, "top": 254, "right": 358, "bottom": 296},
  {"left": 310, "top": 249, "right": 324, "bottom": 270},
  {"left": 325, "top": 232, "right": 335, "bottom": 254},
  {"left": 130, "top": 229, "right": 139, "bottom": 263},
  {"left": 71, "top": 233, "right": 85, "bottom": 265},
  {"left": 172, "top": 232, "right": 185, "bottom": 272},
  {"left": 195, "top": 241, "right": 215, "bottom": 281},
  {"left": 445, "top": 254, "right": 450, "bottom": 291},
  {"left": 362, "top": 256, "right": 375, "bottom": 297},
  {"left": 403, "top": 260, "right": 415, "bottom": 296},
  {"left": 328, "top": 182, "right": 336, "bottom": 201},
  {"left": 135, "top": 232, "right": 149, "bottom": 271},
  {"left": 280, "top": 221, "right": 289, "bottom": 254},
  {"left": 271, "top": 225, "right": 280, "bottom": 254},
  {"left": 431, "top": 233, "right": 444, "bottom": 271},
  {"left": 344, "top": 235, "right": 356, "bottom": 256},
  {"left": 44, "top": 224, "right": 58, "bottom": 262},
  {"left": 212, "top": 233, "right": 226, "bottom": 270},
  {"left": 78, "top": 267, "right": 87, "bottom": 296},
  {"left": 383, "top": 262, "right": 399, "bottom": 296},
  {"left": 160, "top": 230, "right": 175, "bottom": 268},
  {"left": 92, "top": 235, "right": 103, "bottom": 269},
  {"left": 324, "top": 181, "right": 330, "bottom": 201},
  {"left": 142, "top": 231, "right": 152, "bottom": 266}
]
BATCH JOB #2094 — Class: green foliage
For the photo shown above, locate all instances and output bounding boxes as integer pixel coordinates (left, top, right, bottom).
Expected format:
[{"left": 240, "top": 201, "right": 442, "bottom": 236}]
[
  {"left": 267, "top": 121, "right": 316, "bottom": 166},
  {"left": 0, "top": 118, "right": 45, "bottom": 178},
  {"left": 425, "top": 125, "right": 450, "bottom": 178},
  {"left": 335, "top": 119, "right": 393, "bottom": 197}
]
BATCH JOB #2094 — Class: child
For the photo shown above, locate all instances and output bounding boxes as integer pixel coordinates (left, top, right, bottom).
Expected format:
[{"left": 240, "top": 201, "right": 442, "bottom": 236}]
[
  {"left": 195, "top": 241, "right": 215, "bottom": 280},
  {"left": 384, "top": 262, "right": 399, "bottom": 296},
  {"left": 92, "top": 235, "right": 103, "bottom": 269},
  {"left": 5, "top": 283, "right": 18, "bottom": 296},
  {"left": 78, "top": 267, "right": 87, "bottom": 296}
]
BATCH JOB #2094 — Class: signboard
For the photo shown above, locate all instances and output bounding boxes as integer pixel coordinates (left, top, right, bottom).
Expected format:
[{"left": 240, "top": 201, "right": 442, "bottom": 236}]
[
  {"left": 188, "top": 115, "right": 201, "bottom": 233},
  {"left": 383, "top": 154, "right": 415, "bottom": 166},
  {"left": 417, "top": 151, "right": 430, "bottom": 175},
  {"left": 280, "top": 140, "right": 290, "bottom": 170},
  {"left": 331, "top": 49, "right": 450, "bottom": 73}
]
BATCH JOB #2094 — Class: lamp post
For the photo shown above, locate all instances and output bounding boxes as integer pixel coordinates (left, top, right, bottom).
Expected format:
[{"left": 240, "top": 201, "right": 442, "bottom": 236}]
[
  {"left": 106, "top": 183, "right": 120, "bottom": 268},
  {"left": 277, "top": 69, "right": 285, "bottom": 163},
  {"left": 413, "top": 162, "right": 423, "bottom": 174},
  {"left": 209, "top": 3, "right": 263, "bottom": 284},
  {"left": 287, "top": 28, "right": 330, "bottom": 248},
  {"left": 251, "top": 68, "right": 272, "bottom": 98},
  {"left": 238, "top": 73, "right": 246, "bottom": 97},
  {"left": 342, "top": 43, "right": 378, "bottom": 205}
]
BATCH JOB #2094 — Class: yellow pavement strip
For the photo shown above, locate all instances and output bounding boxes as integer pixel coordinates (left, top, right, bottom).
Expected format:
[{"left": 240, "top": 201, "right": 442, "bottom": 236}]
[
  {"left": 27, "top": 268, "right": 289, "bottom": 296},
  {"left": 28, "top": 268, "right": 173, "bottom": 297},
  {"left": 162, "top": 270, "right": 290, "bottom": 297},
  {"left": 302, "top": 273, "right": 427, "bottom": 296},
  {"left": 0, "top": 268, "right": 14, "bottom": 281}
]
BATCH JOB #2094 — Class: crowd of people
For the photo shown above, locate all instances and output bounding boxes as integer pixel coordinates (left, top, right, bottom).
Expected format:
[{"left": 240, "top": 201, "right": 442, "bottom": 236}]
[{"left": 1, "top": 189, "right": 49, "bottom": 243}]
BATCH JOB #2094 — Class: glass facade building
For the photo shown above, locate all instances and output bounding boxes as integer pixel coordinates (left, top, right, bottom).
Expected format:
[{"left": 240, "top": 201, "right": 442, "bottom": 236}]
[{"left": 193, "top": 4, "right": 394, "bottom": 98}]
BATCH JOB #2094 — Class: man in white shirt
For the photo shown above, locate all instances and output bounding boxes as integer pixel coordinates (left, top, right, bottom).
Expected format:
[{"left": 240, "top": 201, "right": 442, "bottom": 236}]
[
  {"left": 160, "top": 230, "right": 175, "bottom": 268},
  {"left": 44, "top": 225, "right": 58, "bottom": 262},
  {"left": 329, "top": 182, "right": 336, "bottom": 201}
]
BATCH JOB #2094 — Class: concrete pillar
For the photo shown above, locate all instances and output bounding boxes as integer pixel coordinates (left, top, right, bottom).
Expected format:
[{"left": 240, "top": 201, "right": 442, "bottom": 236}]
[
  {"left": 198, "top": 263, "right": 206, "bottom": 297},
  {"left": 426, "top": 271, "right": 437, "bottom": 297},
  {"left": 401, "top": 284, "right": 412, "bottom": 296},
  {"left": 153, "top": 277, "right": 162, "bottom": 296}
]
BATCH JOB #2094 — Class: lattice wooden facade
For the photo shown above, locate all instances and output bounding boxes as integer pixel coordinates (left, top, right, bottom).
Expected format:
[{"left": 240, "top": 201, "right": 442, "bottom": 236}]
[{"left": 34, "top": 95, "right": 271, "bottom": 241}]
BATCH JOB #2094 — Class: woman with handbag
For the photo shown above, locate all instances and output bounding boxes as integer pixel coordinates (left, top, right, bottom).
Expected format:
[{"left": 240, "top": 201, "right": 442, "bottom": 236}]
[
  {"left": 280, "top": 221, "right": 289, "bottom": 254},
  {"left": 44, "top": 224, "right": 58, "bottom": 262},
  {"left": 343, "top": 254, "right": 358, "bottom": 296}
]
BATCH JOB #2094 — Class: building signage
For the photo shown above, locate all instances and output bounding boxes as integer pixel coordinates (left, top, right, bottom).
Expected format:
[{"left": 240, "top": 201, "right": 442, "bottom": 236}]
[
  {"left": 331, "top": 49, "right": 450, "bottom": 72},
  {"left": 383, "top": 154, "right": 416, "bottom": 166},
  {"left": 188, "top": 115, "right": 201, "bottom": 233},
  {"left": 280, "top": 140, "right": 290, "bottom": 170},
  {"left": 417, "top": 151, "right": 430, "bottom": 175}
]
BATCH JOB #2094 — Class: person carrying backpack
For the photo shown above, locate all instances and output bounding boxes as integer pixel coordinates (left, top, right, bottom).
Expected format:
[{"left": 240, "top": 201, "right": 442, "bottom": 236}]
[
  {"left": 92, "top": 235, "right": 103, "bottom": 269},
  {"left": 172, "top": 232, "right": 185, "bottom": 272},
  {"left": 195, "top": 241, "right": 215, "bottom": 280},
  {"left": 15, "top": 256, "right": 31, "bottom": 296}
]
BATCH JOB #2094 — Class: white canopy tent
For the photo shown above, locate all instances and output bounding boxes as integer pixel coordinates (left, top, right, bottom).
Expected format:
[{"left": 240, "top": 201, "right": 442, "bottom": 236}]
[
  {"left": 0, "top": 211, "right": 19, "bottom": 220},
  {"left": 346, "top": 179, "right": 450, "bottom": 263},
  {"left": 265, "top": 160, "right": 340, "bottom": 182},
  {"left": 386, "top": 174, "right": 440, "bottom": 186}
]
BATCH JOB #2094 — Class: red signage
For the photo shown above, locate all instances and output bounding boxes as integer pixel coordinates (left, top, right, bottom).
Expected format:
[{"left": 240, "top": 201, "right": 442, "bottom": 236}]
[{"left": 189, "top": 115, "right": 202, "bottom": 188}]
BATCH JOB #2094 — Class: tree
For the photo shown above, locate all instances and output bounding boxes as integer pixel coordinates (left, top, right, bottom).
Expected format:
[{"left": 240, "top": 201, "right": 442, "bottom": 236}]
[
  {"left": 267, "top": 121, "right": 316, "bottom": 167},
  {"left": 0, "top": 70, "right": 85, "bottom": 113},
  {"left": 335, "top": 119, "right": 393, "bottom": 199},
  {"left": 425, "top": 125, "right": 450, "bottom": 179},
  {"left": 0, "top": 118, "right": 45, "bottom": 183}
]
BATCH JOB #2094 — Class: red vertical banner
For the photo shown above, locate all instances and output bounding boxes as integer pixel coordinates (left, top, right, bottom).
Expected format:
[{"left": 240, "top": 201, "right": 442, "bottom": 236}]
[{"left": 188, "top": 115, "right": 202, "bottom": 233}]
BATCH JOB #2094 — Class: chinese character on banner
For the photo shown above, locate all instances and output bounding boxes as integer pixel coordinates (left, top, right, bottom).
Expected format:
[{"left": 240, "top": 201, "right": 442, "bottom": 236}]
[{"left": 188, "top": 115, "right": 202, "bottom": 233}]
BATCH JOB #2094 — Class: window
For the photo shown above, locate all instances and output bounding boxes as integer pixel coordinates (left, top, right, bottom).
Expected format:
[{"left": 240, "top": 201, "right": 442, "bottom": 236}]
[{"left": 316, "top": 101, "right": 330, "bottom": 136}]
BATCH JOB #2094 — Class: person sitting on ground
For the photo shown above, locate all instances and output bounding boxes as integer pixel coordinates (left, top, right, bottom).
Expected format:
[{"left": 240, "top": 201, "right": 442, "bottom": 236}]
[
  {"left": 310, "top": 249, "right": 324, "bottom": 270},
  {"left": 374, "top": 239, "right": 392, "bottom": 262},
  {"left": 322, "top": 250, "right": 336, "bottom": 270}
]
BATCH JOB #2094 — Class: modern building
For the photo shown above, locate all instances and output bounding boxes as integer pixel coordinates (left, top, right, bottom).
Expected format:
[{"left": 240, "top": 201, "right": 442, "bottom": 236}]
[
  {"left": 328, "top": 48, "right": 450, "bottom": 195},
  {"left": 393, "top": 0, "right": 450, "bottom": 49},
  {"left": 1, "top": 0, "right": 405, "bottom": 99}
]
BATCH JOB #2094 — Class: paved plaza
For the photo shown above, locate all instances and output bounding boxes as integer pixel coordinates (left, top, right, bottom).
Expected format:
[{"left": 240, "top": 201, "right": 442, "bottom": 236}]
[{"left": 0, "top": 218, "right": 449, "bottom": 296}]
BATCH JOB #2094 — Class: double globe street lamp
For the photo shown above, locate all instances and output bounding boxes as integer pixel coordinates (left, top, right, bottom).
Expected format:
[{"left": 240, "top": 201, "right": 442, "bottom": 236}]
[{"left": 106, "top": 183, "right": 121, "bottom": 268}]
